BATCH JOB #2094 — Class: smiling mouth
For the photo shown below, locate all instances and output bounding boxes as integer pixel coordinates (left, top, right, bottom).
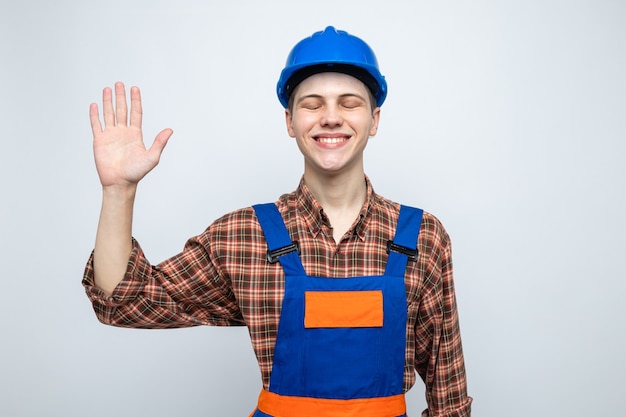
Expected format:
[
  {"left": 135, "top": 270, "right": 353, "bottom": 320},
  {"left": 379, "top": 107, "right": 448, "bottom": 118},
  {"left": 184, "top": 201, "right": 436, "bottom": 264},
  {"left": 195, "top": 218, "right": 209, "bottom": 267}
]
[{"left": 315, "top": 136, "right": 348, "bottom": 144}]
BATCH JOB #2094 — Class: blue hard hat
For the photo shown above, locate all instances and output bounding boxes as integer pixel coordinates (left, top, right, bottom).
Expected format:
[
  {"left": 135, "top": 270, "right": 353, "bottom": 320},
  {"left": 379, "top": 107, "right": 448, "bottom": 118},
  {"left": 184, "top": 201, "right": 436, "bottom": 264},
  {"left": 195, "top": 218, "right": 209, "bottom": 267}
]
[{"left": 277, "top": 26, "right": 387, "bottom": 108}]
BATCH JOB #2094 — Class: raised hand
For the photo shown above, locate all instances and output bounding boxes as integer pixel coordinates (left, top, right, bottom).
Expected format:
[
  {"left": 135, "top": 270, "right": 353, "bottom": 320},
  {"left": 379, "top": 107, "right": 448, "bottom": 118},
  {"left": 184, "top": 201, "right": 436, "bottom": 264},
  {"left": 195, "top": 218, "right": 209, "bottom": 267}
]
[{"left": 89, "top": 82, "right": 173, "bottom": 188}]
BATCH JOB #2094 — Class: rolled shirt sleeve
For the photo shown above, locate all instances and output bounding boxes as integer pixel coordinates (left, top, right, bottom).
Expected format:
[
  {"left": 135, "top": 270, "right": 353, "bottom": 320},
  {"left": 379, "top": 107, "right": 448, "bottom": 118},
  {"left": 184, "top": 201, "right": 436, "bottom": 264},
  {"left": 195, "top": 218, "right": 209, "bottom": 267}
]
[{"left": 82, "top": 237, "right": 245, "bottom": 328}]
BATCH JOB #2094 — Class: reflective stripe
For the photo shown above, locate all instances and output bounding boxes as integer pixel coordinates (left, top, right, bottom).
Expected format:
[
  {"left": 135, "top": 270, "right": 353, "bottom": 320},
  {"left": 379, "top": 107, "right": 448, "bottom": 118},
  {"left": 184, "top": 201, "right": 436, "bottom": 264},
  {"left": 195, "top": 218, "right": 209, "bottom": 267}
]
[
  {"left": 304, "top": 290, "right": 383, "bottom": 328},
  {"left": 257, "top": 389, "right": 406, "bottom": 417}
]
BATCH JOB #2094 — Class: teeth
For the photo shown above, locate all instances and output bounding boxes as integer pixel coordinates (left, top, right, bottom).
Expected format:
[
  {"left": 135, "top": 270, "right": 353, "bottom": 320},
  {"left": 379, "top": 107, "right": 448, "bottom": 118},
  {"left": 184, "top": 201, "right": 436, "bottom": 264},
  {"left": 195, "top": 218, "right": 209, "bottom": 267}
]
[{"left": 317, "top": 137, "right": 346, "bottom": 144}]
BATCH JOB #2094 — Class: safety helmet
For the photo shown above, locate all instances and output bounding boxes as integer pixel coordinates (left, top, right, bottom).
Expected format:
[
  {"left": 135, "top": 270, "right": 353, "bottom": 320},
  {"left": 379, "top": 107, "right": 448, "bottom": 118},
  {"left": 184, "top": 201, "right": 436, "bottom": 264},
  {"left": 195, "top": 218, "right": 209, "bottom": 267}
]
[{"left": 276, "top": 26, "right": 387, "bottom": 108}]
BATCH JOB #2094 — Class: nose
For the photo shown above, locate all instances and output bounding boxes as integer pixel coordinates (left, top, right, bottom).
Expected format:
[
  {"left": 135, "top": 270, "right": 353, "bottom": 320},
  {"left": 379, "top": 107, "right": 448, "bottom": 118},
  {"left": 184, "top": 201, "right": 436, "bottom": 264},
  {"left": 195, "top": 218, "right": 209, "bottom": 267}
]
[{"left": 320, "top": 104, "right": 343, "bottom": 128}]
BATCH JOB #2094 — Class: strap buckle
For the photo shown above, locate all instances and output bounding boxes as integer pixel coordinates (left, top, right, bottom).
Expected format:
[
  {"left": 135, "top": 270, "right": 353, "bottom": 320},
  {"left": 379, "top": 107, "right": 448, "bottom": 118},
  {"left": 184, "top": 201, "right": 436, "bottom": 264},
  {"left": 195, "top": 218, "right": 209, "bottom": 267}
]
[
  {"left": 267, "top": 241, "right": 300, "bottom": 264},
  {"left": 386, "top": 240, "right": 418, "bottom": 262}
]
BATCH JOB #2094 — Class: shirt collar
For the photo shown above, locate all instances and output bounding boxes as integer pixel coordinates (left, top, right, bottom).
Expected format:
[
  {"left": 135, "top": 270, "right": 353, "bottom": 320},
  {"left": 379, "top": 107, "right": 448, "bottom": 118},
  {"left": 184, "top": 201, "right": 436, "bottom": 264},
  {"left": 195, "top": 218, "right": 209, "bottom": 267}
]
[{"left": 295, "top": 175, "right": 375, "bottom": 241}]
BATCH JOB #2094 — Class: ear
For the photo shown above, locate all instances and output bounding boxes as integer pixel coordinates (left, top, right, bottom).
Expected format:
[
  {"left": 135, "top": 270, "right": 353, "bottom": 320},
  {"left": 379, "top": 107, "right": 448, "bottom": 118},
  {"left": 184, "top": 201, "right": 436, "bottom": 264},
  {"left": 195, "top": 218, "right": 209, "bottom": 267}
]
[
  {"left": 285, "top": 109, "right": 296, "bottom": 138},
  {"left": 369, "top": 107, "right": 381, "bottom": 137}
]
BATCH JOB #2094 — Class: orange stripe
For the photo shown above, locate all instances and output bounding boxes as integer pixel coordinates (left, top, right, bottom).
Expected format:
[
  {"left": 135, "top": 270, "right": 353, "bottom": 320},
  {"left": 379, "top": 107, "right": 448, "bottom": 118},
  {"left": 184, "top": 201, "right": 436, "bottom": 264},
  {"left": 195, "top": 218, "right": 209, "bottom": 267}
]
[
  {"left": 256, "top": 389, "right": 406, "bottom": 417},
  {"left": 304, "top": 290, "right": 383, "bottom": 328}
]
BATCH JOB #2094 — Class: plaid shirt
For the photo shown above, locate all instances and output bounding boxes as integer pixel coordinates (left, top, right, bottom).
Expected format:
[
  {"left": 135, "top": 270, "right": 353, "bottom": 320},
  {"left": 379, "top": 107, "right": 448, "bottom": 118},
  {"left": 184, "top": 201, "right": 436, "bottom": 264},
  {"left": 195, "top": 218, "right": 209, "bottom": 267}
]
[{"left": 83, "top": 177, "right": 472, "bottom": 416}]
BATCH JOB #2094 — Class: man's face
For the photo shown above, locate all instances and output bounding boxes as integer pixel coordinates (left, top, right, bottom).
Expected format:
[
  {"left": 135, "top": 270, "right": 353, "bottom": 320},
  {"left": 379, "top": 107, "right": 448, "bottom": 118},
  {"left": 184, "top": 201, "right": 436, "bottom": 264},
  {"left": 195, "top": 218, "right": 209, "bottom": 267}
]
[{"left": 285, "top": 72, "right": 380, "bottom": 178}]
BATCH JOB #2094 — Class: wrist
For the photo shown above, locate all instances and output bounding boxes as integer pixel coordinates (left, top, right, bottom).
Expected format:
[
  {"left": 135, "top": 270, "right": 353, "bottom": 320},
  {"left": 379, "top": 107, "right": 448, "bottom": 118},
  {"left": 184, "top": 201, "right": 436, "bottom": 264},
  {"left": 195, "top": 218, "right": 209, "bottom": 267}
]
[{"left": 102, "top": 183, "right": 138, "bottom": 199}]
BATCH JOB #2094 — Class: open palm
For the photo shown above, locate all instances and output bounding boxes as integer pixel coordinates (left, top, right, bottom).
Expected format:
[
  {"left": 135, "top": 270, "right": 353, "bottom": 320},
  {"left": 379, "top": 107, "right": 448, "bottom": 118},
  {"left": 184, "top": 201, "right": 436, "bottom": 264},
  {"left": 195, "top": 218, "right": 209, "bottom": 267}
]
[{"left": 90, "top": 82, "right": 172, "bottom": 188}]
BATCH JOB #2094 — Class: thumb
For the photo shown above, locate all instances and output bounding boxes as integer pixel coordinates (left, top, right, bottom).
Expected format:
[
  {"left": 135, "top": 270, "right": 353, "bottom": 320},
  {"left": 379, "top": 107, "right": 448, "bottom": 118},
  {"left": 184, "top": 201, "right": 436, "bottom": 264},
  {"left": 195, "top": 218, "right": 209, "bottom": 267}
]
[{"left": 148, "top": 128, "right": 173, "bottom": 162}]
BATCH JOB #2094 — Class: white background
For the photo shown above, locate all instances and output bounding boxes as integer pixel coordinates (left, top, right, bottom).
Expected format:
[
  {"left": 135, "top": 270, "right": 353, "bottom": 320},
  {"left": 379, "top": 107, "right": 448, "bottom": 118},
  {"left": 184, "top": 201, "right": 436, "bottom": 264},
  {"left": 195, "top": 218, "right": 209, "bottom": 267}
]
[{"left": 1, "top": 1, "right": 625, "bottom": 416}]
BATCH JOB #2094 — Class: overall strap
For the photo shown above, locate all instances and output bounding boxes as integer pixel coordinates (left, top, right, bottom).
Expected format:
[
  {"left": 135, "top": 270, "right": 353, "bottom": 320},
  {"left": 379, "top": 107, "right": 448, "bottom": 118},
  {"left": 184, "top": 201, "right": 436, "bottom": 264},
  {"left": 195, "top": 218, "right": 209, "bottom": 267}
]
[
  {"left": 253, "top": 203, "right": 306, "bottom": 276},
  {"left": 385, "top": 205, "right": 424, "bottom": 277}
]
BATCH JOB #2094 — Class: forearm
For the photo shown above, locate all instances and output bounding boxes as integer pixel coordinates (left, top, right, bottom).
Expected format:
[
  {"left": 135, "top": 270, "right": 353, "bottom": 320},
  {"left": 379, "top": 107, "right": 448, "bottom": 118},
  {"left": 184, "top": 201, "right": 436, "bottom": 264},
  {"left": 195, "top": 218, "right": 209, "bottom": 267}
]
[{"left": 93, "top": 184, "right": 137, "bottom": 296}]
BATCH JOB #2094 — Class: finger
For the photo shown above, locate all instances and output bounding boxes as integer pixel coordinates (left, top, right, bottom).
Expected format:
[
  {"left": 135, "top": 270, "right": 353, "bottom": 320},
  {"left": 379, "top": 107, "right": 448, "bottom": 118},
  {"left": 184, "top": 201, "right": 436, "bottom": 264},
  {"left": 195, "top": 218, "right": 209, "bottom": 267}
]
[
  {"left": 89, "top": 103, "right": 103, "bottom": 135},
  {"left": 148, "top": 128, "right": 174, "bottom": 162},
  {"left": 102, "top": 86, "right": 115, "bottom": 127},
  {"left": 129, "top": 86, "right": 143, "bottom": 129},
  {"left": 115, "top": 81, "right": 128, "bottom": 126}
]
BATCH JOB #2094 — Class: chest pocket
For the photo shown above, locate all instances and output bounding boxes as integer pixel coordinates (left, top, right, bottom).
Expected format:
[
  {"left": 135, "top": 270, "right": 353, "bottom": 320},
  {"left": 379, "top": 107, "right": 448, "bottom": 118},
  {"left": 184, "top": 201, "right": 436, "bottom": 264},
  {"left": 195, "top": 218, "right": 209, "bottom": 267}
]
[{"left": 304, "top": 290, "right": 383, "bottom": 328}]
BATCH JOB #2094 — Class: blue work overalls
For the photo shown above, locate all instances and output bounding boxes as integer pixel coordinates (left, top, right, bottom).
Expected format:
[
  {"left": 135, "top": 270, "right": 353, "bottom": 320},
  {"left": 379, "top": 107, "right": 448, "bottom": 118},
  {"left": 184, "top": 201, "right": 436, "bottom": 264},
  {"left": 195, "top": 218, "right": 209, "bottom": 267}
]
[{"left": 250, "top": 203, "right": 423, "bottom": 417}]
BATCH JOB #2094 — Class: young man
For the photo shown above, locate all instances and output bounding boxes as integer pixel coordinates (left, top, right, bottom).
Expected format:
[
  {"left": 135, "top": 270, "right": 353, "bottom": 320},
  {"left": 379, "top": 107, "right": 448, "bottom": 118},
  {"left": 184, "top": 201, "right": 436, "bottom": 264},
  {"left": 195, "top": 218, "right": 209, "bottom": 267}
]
[{"left": 83, "top": 26, "right": 472, "bottom": 417}]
